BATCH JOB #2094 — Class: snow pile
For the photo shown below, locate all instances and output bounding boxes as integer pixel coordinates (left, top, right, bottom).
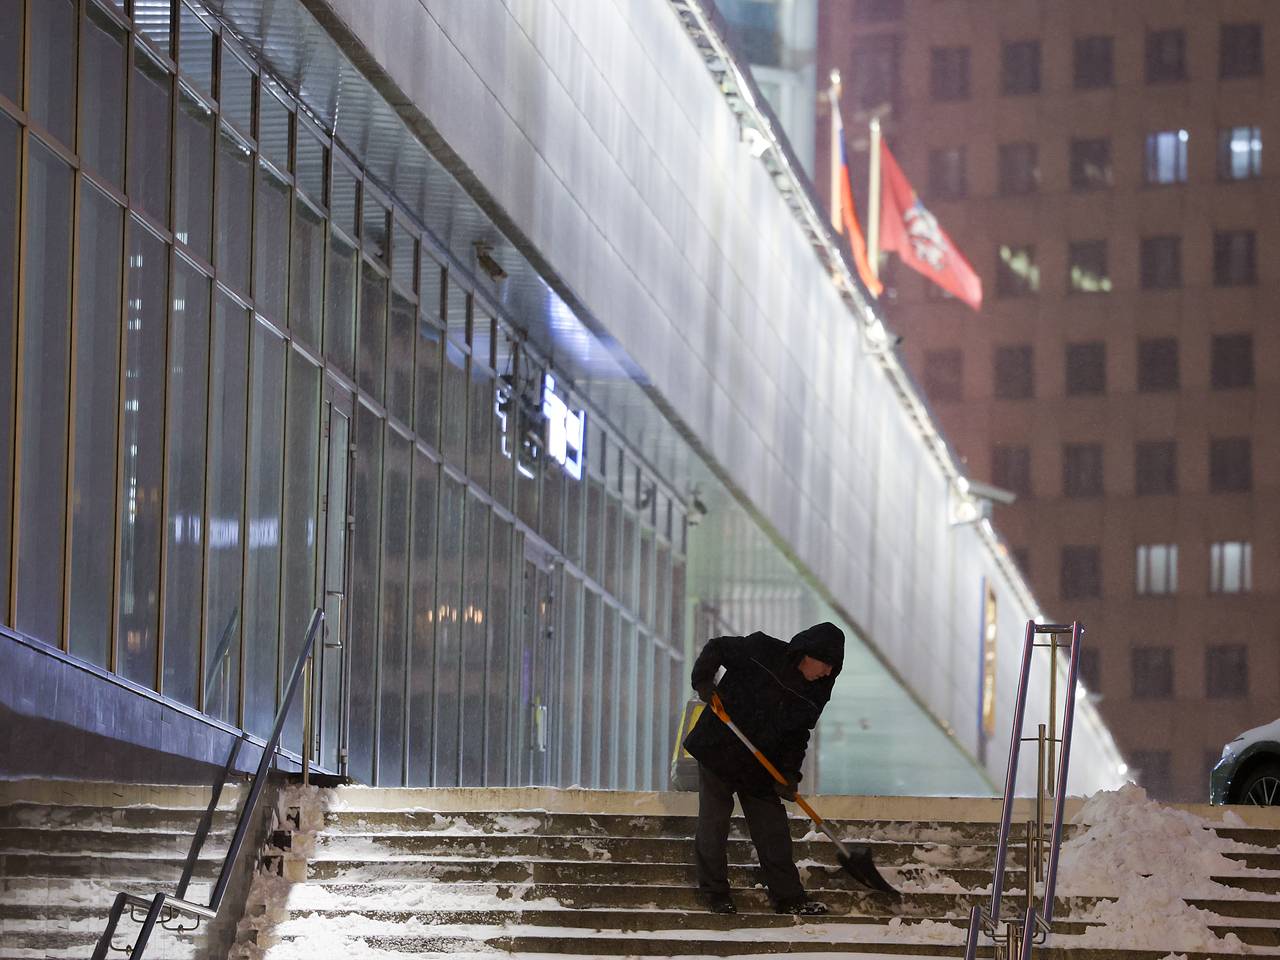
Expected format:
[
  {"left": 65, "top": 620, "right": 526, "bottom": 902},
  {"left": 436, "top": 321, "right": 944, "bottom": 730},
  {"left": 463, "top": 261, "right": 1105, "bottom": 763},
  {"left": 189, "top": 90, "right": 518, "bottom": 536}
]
[{"left": 1053, "top": 782, "right": 1253, "bottom": 952}]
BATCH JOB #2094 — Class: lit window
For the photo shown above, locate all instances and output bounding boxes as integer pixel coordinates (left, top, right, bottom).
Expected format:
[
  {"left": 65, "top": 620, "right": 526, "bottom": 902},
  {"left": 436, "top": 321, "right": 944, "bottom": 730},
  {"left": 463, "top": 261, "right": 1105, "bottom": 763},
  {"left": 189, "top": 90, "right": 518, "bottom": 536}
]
[
  {"left": 1217, "top": 126, "right": 1262, "bottom": 180},
  {"left": 1210, "top": 541, "right": 1252, "bottom": 594},
  {"left": 1136, "top": 544, "right": 1178, "bottom": 595},
  {"left": 1068, "top": 240, "right": 1111, "bottom": 293},
  {"left": 1145, "top": 130, "right": 1188, "bottom": 184},
  {"left": 996, "top": 244, "right": 1039, "bottom": 296}
]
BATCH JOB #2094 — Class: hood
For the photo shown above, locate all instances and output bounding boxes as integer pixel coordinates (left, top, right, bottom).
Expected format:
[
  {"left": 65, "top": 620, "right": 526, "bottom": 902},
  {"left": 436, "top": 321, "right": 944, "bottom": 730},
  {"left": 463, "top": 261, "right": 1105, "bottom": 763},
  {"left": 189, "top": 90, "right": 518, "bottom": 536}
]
[{"left": 789, "top": 622, "right": 845, "bottom": 678}]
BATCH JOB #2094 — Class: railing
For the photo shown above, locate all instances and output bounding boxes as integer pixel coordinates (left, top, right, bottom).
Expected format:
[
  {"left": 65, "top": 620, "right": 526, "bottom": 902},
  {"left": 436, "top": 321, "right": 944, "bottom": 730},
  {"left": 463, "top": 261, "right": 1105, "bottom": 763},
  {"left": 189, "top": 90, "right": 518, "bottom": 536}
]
[
  {"left": 90, "top": 608, "right": 325, "bottom": 960},
  {"left": 964, "top": 620, "right": 1084, "bottom": 960}
]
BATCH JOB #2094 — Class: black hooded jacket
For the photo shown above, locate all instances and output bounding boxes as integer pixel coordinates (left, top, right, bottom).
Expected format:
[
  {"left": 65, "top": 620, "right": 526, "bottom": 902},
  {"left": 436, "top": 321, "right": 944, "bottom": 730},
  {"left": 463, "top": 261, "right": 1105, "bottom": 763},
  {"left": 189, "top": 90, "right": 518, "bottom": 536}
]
[{"left": 683, "top": 622, "right": 845, "bottom": 797}]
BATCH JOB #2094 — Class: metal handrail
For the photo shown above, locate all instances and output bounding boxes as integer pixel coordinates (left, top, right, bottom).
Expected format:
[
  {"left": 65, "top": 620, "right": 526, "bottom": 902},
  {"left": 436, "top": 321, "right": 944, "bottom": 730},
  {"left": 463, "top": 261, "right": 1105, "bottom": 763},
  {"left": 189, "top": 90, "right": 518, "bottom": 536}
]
[
  {"left": 91, "top": 608, "right": 325, "bottom": 960},
  {"left": 965, "top": 620, "right": 1084, "bottom": 960}
]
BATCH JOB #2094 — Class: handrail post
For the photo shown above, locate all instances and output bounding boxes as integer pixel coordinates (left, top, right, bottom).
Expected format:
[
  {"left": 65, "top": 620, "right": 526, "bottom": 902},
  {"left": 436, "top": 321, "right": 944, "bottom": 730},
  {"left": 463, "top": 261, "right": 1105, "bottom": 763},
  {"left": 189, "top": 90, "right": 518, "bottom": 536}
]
[
  {"left": 302, "top": 654, "right": 314, "bottom": 787},
  {"left": 990, "top": 620, "right": 1035, "bottom": 918},
  {"left": 208, "top": 608, "right": 324, "bottom": 911},
  {"left": 1040, "top": 623, "right": 1083, "bottom": 924}
]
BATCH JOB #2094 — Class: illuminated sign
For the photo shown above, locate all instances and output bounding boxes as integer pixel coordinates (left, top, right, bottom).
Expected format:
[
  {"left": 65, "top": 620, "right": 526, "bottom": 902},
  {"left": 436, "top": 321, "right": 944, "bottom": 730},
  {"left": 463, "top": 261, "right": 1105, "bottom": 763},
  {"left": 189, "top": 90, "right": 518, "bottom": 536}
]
[
  {"left": 541, "top": 374, "right": 585, "bottom": 481},
  {"left": 981, "top": 583, "right": 998, "bottom": 737}
]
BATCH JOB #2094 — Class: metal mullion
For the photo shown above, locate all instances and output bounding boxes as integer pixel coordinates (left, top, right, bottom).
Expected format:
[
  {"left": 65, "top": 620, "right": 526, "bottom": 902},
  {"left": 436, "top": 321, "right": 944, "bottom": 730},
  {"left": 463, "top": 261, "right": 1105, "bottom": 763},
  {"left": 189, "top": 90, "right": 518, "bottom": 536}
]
[
  {"left": 4, "top": 0, "right": 28, "bottom": 626},
  {"left": 88, "top": 0, "right": 130, "bottom": 33},
  {"left": 58, "top": 0, "right": 92, "bottom": 653},
  {"left": 234, "top": 314, "right": 254, "bottom": 731},
  {"left": 26, "top": 125, "right": 80, "bottom": 170}
]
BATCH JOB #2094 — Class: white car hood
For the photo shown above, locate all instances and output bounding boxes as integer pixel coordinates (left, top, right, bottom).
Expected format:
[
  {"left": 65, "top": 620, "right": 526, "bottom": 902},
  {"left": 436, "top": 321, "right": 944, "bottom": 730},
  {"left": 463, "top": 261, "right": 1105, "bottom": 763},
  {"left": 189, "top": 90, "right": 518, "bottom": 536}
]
[{"left": 1230, "top": 716, "right": 1280, "bottom": 753}]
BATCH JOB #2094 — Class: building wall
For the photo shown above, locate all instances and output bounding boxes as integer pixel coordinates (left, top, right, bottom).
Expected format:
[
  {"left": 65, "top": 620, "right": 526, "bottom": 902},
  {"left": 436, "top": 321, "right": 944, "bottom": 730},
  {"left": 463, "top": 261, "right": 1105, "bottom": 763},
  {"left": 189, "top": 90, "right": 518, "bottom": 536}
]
[
  {"left": 309, "top": 0, "right": 1123, "bottom": 793},
  {"left": 820, "top": 0, "right": 1280, "bottom": 800},
  {"left": 0, "top": 0, "right": 1125, "bottom": 795}
]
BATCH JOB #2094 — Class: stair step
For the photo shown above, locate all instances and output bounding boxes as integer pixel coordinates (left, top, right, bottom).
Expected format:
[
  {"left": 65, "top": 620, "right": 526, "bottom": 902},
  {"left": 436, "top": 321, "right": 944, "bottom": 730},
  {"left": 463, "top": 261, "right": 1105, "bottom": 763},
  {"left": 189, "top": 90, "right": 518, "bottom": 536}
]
[{"left": 0, "top": 827, "right": 232, "bottom": 857}]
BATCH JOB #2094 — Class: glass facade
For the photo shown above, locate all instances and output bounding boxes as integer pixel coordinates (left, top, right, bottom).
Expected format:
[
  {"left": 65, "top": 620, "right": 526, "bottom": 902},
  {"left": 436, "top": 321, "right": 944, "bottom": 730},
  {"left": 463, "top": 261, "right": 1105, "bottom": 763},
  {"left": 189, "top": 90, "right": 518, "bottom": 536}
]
[{"left": 0, "top": 0, "right": 686, "bottom": 789}]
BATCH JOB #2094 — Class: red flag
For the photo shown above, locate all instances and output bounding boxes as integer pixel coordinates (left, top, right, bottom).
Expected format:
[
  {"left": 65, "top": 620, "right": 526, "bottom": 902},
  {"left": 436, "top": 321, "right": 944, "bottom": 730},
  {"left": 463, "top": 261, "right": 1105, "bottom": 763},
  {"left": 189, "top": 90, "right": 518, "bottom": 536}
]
[
  {"left": 879, "top": 141, "right": 982, "bottom": 311},
  {"left": 831, "top": 95, "right": 882, "bottom": 297}
]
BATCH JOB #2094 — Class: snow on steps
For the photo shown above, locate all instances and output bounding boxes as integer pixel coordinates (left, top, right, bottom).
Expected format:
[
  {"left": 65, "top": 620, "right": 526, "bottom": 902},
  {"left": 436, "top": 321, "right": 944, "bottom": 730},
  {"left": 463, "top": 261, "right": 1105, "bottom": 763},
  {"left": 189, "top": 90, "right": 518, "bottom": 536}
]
[
  {"left": 231, "top": 784, "right": 1280, "bottom": 960},
  {"left": 0, "top": 780, "right": 243, "bottom": 960}
]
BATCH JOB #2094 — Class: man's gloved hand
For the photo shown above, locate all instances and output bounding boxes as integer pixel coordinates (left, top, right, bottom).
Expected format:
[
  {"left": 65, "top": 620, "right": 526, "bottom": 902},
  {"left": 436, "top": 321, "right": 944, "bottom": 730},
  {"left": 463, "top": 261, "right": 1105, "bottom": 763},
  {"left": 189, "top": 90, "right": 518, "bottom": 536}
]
[
  {"left": 695, "top": 681, "right": 715, "bottom": 704},
  {"left": 773, "top": 779, "right": 798, "bottom": 802}
]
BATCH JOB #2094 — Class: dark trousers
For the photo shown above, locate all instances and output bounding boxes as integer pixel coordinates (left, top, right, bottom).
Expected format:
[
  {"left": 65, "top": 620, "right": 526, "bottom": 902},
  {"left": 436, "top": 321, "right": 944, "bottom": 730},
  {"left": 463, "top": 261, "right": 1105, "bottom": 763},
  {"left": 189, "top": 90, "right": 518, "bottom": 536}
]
[{"left": 694, "top": 763, "right": 804, "bottom": 904}]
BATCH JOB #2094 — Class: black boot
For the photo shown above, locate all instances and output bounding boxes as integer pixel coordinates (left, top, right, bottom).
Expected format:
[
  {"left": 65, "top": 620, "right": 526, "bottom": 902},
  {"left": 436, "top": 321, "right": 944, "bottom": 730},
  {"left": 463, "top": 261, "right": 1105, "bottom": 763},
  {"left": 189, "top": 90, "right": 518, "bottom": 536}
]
[{"left": 701, "top": 893, "right": 738, "bottom": 914}]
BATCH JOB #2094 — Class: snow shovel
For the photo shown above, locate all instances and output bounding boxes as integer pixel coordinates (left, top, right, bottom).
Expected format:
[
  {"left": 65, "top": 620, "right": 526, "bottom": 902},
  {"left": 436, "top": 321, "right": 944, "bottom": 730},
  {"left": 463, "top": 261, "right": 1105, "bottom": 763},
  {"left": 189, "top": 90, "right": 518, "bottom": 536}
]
[{"left": 708, "top": 691, "right": 899, "bottom": 896}]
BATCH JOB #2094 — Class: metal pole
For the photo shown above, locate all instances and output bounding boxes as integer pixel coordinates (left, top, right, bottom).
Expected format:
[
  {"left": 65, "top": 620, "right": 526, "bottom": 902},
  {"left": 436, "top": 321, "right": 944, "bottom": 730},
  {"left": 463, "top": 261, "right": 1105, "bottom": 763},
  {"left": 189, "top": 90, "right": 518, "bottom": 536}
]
[
  {"left": 1024, "top": 820, "right": 1034, "bottom": 918},
  {"left": 1041, "top": 624, "right": 1084, "bottom": 924},
  {"left": 1048, "top": 635, "right": 1057, "bottom": 796},
  {"left": 302, "top": 655, "right": 313, "bottom": 787},
  {"left": 990, "top": 621, "right": 1036, "bottom": 918},
  {"left": 867, "top": 117, "right": 882, "bottom": 278},
  {"left": 1036, "top": 723, "right": 1046, "bottom": 883},
  {"left": 828, "top": 70, "right": 842, "bottom": 232},
  {"left": 963, "top": 905, "right": 983, "bottom": 960}
]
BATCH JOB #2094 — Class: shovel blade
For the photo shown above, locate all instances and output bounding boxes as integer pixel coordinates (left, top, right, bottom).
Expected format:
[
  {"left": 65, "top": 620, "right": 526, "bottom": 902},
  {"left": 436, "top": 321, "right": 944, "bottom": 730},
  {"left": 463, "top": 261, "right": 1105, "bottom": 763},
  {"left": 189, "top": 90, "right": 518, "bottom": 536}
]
[{"left": 838, "top": 845, "right": 900, "bottom": 897}]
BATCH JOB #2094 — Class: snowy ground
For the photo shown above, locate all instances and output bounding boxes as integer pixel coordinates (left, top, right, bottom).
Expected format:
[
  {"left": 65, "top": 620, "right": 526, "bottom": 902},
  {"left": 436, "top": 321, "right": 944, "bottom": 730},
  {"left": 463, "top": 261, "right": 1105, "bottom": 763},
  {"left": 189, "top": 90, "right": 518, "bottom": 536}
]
[{"left": 230, "top": 782, "right": 1279, "bottom": 958}]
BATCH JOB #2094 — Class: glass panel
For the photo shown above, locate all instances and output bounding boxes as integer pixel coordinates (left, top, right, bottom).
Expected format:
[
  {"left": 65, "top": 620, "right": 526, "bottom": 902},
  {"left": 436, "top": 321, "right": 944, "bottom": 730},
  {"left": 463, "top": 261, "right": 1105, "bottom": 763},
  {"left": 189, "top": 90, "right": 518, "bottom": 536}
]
[
  {"left": 289, "top": 198, "right": 324, "bottom": 349},
  {"left": 540, "top": 463, "right": 562, "bottom": 549},
  {"left": 650, "top": 642, "right": 668, "bottom": 789},
  {"left": 378, "top": 431, "right": 412, "bottom": 785},
  {"left": 331, "top": 162, "right": 358, "bottom": 239},
  {"left": 296, "top": 126, "right": 327, "bottom": 206},
  {"left": 116, "top": 221, "right": 168, "bottom": 686},
  {"left": 161, "top": 258, "right": 210, "bottom": 706},
  {"left": 563, "top": 466, "right": 583, "bottom": 566},
  {"left": 634, "top": 630, "right": 654, "bottom": 789},
  {"left": 204, "top": 293, "right": 248, "bottom": 724},
  {"left": 258, "top": 88, "right": 291, "bottom": 171},
  {"left": 671, "top": 559, "right": 687, "bottom": 650},
  {"left": 433, "top": 475, "right": 465, "bottom": 786},
  {"left": 14, "top": 141, "right": 73, "bottom": 646},
  {"left": 254, "top": 162, "right": 290, "bottom": 323},
  {"left": 621, "top": 513, "right": 637, "bottom": 610},
  {"left": 357, "top": 262, "right": 387, "bottom": 402},
  {"left": 214, "top": 126, "right": 252, "bottom": 293},
  {"left": 318, "top": 401, "right": 348, "bottom": 769},
  {"left": 581, "top": 591, "right": 601, "bottom": 787},
  {"left": 586, "top": 479, "right": 603, "bottom": 584},
  {"left": 414, "top": 317, "right": 442, "bottom": 449},
  {"left": 467, "top": 365, "right": 493, "bottom": 490},
  {"left": 174, "top": 89, "right": 214, "bottom": 258},
  {"left": 220, "top": 48, "right": 254, "bottom": 137},
  {"left": 178, "top": 3, "right": 214, "bottom": 96},
  {"left": 386, "top": 293, "right": 415, "bottom": 426},
  {"left": 347, "top": 401, "right": 383, "bottom": 783},
  {"left": 362, "top": 191, "right": 388, "bottom": 261},
  {"left": 460, "top": 495, "right": 490, "bottom": 784},
  {"left": 133, "top": 0, "right": 172, "bottom": 55},
  {"left": 129, "top": 48, "right": 172, "bottom": 224},
  {"left": 604, "top": 496, "right": 620, "bottom": 598},
  {"left": 656, "top": 543, "right": 672, "bottom": 641},
  {"left": 557, "top": 575, "right": 581, "bottom": 788},
  {"left": 485, "top": 517, "right": 512, "bottom": 786},
  {"left": 0, "top": 117, "right": 19, "bottom": 621},
  {"left": 0, "top": 0, "right": 22, "bottom": 105},
  {"left": 406, "top": 451, "right": 438, "bottom": 786},
  {"left": 441, "top": 342, "right": 467, "bottom": 467},
  {"left": 80, "top": 5, "right": 127, "bottom": 188},
  {"left": 420, "top": 253, "right": 443, "bottom": 321},
  {"left": 29, "top": 0, "right": 77, "bottom": 148},
  {"left": 617, "top": 619, "right": 637, "bottom": 789},
  {"left": 445, "top": 277, "right": 468, "bottom": 346},
  {"left": 600, "top": 604, "right": 619, "bottom": 788},
  {"left": 392, "top": 221, "right": 415, "bottom": 292},
  {"left": 243, "top": 322, "right": 286, "bottom": 737},
  {"left": 280, "top": 348, "right": 320, "bottom": 745},
  {"left": 639, "top": 531, "right": 654, "bottom": 629},
  {"left": 325, "top": 229, "right": 357, "bottom": 375}
]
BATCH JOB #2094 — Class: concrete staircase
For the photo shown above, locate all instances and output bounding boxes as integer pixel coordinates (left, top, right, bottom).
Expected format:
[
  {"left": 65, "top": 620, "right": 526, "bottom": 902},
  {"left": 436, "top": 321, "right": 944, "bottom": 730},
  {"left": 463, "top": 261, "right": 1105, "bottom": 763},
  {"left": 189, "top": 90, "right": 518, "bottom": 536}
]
[
  {"left": 0, "top": 780, "right": 253, "bottom": 960},
  {"left": 232, "top": 788, "right": 1280, "bottom": 960}
]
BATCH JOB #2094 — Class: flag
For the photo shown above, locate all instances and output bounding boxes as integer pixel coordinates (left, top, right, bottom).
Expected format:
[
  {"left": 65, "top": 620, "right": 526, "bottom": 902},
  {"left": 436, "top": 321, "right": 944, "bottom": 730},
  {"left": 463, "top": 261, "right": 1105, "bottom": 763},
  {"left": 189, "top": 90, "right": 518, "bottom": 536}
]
[
  {"left": 830, "top": 91, "right": 882, "bottom": 297},
  {"left": 878, "top": 140, "right": 982, "bottom": 311}
]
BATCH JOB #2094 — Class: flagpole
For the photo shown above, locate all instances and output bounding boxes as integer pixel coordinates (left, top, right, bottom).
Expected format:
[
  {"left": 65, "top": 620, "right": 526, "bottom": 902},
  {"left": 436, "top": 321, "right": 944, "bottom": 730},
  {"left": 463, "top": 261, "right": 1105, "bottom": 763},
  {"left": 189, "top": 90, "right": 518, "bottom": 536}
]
[
  {"left": 829, "top": 70, "right": 842, "bottom": 232},
  {"left": 867, "top": 116, "right": 882, "bottom": 281}
]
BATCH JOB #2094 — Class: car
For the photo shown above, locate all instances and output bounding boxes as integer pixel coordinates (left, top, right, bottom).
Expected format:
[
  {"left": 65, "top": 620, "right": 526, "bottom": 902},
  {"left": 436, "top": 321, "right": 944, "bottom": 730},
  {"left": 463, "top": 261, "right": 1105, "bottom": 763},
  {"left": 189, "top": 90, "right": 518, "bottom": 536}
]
[{"left": 1211, "top": 718, "right": 1280, "bottom": 805}]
